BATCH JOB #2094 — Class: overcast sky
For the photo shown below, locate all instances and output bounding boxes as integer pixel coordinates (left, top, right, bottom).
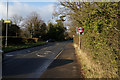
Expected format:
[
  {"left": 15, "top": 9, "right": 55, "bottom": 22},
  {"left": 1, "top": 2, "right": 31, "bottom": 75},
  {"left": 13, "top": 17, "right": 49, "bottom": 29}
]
[{"left": 0, "top": 1, "right": 57, "bottom": 24}]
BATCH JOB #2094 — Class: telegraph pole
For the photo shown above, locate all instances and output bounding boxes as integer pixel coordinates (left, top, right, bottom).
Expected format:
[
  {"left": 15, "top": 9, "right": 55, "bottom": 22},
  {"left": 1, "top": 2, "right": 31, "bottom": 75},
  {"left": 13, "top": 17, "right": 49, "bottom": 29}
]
[{"left": 5, "top": 0, "right": 8, "bottom": 47}]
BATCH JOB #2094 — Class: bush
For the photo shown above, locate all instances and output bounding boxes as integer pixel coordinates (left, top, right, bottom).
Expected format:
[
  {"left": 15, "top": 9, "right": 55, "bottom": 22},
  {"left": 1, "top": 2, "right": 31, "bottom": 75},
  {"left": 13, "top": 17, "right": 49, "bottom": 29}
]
[{"left": 24, "top": 38, "right": 38, "bottom": 43}]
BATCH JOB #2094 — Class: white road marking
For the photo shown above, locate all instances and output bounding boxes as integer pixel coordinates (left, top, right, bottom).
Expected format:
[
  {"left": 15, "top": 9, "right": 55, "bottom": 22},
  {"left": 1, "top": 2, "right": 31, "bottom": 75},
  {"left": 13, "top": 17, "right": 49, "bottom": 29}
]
[
  {"left": 43, "top": 51, "right": 55, "bottom": 55},
  {"left": 36, "top": 54, "right": 45, "bottom": 57},
  {"left": 5, "top": 54, "right": 14, "bottom": 56}
]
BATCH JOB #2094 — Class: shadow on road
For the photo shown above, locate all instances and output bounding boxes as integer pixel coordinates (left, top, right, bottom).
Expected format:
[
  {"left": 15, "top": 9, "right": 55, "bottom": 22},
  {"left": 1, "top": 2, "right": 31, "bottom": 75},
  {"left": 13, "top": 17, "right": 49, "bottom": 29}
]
[
  {"left": 3, "top": 58, "right": 73, "bottom": 77},
  {"left": 48, "top": 59, "right": 73, "bottom": 69}
]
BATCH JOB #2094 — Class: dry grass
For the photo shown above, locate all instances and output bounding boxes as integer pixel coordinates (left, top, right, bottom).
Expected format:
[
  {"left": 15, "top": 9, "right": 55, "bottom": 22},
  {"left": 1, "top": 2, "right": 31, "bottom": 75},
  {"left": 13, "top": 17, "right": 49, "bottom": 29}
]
[{"left": 74, "top": 43, "right": 119, "bottom": 79}]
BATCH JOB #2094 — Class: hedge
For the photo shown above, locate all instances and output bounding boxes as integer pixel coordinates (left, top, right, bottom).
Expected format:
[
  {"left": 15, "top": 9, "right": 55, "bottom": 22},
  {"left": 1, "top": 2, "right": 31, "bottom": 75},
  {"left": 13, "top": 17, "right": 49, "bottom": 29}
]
[{"left": 1, "top": 36, "right": 39, "bottom": 46}]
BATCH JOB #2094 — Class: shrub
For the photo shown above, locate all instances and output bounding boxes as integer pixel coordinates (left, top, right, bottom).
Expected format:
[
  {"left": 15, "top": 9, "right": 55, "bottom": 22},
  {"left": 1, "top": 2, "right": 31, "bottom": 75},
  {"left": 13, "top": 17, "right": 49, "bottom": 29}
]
[{"left": 24, "top": 38, "right": 38, "bottom": 43}]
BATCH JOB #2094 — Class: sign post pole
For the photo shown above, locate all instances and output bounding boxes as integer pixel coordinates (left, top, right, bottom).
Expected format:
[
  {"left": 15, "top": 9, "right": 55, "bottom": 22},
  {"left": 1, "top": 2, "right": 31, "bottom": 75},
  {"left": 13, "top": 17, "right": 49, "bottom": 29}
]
[
  {"left": 77, "top": 27, "right": 84, "bottom": 50},
  {"left": 79, "top": 33, "right": 80, "bottom": 50}
]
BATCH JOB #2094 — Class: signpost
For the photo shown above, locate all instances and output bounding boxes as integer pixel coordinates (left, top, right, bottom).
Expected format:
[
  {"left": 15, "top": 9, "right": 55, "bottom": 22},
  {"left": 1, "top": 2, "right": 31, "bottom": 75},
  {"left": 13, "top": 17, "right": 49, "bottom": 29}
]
[
  {"left": 4, "top": 20, "right": 11, "bottom": 23},
  {"left": 77, "top": 27, "right": 84, "bottom": 50},
  {"left": 5, "top": 0, "right": 9, "bottom": 47}
]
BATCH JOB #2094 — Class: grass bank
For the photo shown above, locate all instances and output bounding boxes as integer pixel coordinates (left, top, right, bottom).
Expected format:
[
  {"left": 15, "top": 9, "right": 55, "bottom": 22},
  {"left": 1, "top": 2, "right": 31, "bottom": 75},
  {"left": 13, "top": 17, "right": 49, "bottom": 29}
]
[
  {"left": 2, "top": 41, "right": 46, "bottom": 53},
  {"left": 74, "top": 43, "right": 119, "bottom": 79}
]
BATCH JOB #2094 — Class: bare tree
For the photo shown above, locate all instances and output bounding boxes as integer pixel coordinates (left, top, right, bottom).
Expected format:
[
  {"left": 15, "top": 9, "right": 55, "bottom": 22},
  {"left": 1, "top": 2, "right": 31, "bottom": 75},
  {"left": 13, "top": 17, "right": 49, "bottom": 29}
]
[
  {"left": 23, "top": 12, "right": 45, "bottom": 38},
  {"left": 11, "top": 14, "right": 23, "bottom": 26}
]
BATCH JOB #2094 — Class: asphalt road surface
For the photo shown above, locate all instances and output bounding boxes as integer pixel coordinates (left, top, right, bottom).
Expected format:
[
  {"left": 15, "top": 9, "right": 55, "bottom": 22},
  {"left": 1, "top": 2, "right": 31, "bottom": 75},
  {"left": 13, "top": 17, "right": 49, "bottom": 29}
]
[
  {"left": 40, "top": 42, "right": 81, "bottom": 78},
  {"left": 2, "top": 41, "right": 69, "bottom": 79}
]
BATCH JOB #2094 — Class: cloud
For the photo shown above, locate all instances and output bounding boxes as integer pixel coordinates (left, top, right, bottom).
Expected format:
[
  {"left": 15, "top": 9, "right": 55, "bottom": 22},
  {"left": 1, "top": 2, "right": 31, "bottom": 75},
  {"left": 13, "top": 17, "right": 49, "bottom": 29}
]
[
  {"left": 0, "top": 2, "right": 55, "bottom": 23},
  {"left": 37, "top": 4, "right": 55, "bottom": 23}
]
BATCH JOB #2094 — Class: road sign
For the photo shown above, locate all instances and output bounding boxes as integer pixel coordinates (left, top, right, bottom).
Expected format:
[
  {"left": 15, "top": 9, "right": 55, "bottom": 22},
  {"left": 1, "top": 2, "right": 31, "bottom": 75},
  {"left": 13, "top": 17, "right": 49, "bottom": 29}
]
[
  {"left": 76, "top": 27, "right": 84, "bottom": 35},
  {"left": 4, "top": 20, "right": 11, "bottom": 23},
  {"left": 77, "top": 27, "right": 84, "bottom": 33},
  {"left": 76, "top": 27, "right": 84, "bottom": 50}
]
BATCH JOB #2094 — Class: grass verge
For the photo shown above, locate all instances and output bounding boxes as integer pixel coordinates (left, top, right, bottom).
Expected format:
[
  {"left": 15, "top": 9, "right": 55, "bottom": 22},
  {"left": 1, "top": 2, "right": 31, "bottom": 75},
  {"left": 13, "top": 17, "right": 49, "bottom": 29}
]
[
  {"left": 74, "top": 43, "right": 119, "bottom": 79},
  {"left": 2, "top": 41, "right": 46, "bottom": 53}
]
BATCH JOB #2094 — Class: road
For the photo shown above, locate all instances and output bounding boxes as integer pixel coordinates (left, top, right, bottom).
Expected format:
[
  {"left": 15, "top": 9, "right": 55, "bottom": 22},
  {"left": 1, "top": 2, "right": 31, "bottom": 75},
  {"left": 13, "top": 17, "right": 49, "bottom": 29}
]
[
  {"left": 2, "top": 41, "right": 69, "bottom": 79},
  {"left": 41, "top": 42, "right": 81, "bottom": 78}
]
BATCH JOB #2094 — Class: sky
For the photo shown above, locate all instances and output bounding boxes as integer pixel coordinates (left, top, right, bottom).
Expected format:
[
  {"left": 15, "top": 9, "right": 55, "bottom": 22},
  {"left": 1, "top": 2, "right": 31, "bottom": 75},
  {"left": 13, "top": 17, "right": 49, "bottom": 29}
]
[
  {"left": 1, "top": 0, "right": 117, "bottom": 24},
  {"left": 0, "top": 1, "right": 58, "bottom": 24}
]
